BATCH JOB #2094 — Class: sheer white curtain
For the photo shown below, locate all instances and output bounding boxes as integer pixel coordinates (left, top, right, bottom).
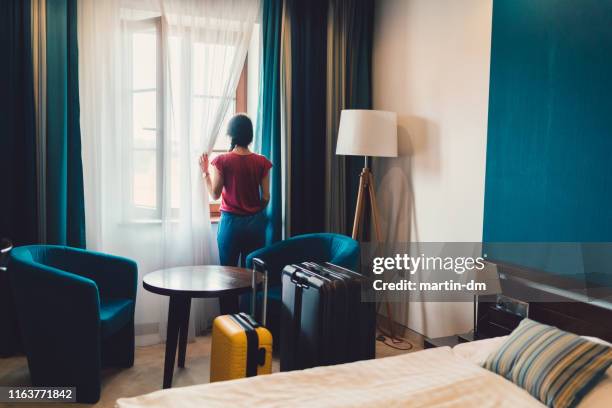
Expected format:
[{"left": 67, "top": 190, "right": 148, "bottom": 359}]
[{"left": 78, "top": 0, "right": 260, "bottom": 345}]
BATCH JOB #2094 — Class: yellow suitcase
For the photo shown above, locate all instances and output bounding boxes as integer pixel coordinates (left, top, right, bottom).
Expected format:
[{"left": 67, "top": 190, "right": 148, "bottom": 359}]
[{"left": 210, "top": 259, "right": 273, "bottom": 382}]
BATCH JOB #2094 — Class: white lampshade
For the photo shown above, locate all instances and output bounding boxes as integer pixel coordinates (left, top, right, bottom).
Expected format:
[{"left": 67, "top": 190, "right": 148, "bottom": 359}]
[{"left": 336, "top": 110, "right": 398, "bottom": 157}]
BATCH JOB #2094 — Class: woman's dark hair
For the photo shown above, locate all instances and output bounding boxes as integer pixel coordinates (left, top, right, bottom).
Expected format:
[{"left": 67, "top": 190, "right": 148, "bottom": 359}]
[{"left": 227, "top": 113, "right": 253, "bottom": 151}]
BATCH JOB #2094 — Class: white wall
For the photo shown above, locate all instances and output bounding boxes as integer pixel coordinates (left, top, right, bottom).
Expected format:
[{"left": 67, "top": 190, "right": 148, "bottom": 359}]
[{"left": 372, "top": 0, "right": 493, "bottom": 337}]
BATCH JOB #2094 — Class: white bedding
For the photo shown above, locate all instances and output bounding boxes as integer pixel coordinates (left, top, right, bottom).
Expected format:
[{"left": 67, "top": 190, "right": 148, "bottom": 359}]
[
  {"left": 116, "top": 345, "right": 544, "bottom": 408},
  {"left": 117, "top": 336, "right": 612, "bottom": 408}
]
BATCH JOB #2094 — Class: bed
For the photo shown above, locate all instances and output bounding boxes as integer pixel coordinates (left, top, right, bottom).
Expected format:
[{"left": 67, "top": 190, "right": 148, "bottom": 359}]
[{"left": 116, "top": 335, "right": 612, "bottom": 408}]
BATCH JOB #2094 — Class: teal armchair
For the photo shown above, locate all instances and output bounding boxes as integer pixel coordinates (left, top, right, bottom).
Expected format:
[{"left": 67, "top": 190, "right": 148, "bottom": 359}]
[
  {"left": 9, "top": 245, "right": 137, "bottom": 403},
  {"left": 243, "top": 233, "right": 360, "bottom": 344}
]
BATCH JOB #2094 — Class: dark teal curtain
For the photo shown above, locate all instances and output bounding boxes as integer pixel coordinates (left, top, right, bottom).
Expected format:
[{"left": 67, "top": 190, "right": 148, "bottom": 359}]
[
  {"left": 287, "top": 0, "right": 329, "bottom": 235},
  {"left": 0, "top": 0, "right": 38, "bottom": 246},
  {"left": 46, "top": 0, "right": 86, "bottom": 247},
  {"left": 343, "top": 0, "right": 374, "bottom": 234},
  {"left": 257, "top": 0, "right": 283, "bottom": 243},
  {"left": 256, "top": 0, "right": 374, "bottom": 237},
  {"left": 285, "top": 0, "right": 373, "bottom": 236},
  {"left": 0, "top": 0, "right": 36, "bottom": 358}
]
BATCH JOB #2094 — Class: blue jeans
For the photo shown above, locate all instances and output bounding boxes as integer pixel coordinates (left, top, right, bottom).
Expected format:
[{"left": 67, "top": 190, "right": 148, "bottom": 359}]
[{"left": 217, "top": 210, "right": 267, "bottom": 267}]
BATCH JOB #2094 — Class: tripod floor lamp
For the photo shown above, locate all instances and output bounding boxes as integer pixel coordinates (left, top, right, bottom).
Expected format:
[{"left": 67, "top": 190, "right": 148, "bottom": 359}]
[
  {"left": 336, "top": 110, "right": 398, "bottom": 240},
  {"left": 336, "top": 109, "right": 398, "bottom": 336}
]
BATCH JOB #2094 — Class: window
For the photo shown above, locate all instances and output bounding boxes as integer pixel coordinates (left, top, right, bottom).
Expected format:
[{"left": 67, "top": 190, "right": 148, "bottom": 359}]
[{"left": 125, "top": 18, "right": 248, "bottom": 221}]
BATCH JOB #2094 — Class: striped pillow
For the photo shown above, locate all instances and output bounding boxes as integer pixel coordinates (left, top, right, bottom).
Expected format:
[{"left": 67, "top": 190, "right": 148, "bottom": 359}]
[{"left": 482, "top": 318, "right": 612, "bottom": 408}]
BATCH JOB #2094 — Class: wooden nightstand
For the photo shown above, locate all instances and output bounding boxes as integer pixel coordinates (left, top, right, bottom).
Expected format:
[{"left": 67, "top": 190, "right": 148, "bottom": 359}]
[{"left": 424, "top": 332, "right": 474, "bottom": 349}]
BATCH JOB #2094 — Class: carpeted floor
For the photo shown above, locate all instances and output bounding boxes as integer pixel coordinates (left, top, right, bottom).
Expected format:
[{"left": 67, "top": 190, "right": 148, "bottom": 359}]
[{"left": 0, "top": 329, "right": 422, "bottom": 408}]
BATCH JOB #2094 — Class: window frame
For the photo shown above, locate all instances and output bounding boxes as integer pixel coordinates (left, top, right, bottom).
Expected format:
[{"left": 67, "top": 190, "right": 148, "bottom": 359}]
[{"left": 124, "top": 17, "right": 164, "bottom": 222}]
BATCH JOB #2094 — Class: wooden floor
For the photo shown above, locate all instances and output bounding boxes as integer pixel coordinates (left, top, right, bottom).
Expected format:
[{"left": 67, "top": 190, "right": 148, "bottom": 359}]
[{"left": 0, "top": 327, "right": 423, "bottom": 408}]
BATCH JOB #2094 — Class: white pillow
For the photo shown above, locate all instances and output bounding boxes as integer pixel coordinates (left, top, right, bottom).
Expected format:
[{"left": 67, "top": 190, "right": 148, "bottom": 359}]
[
  {"left": 582, "top": 335, "right": 612, "bottom": 348},
  {"left": 452, "top": 336, "right": 508, "bottom": 365}
]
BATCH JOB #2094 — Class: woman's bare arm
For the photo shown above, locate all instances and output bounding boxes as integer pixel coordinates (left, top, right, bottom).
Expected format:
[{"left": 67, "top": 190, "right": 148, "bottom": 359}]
[
  {"left": 260, "top": 173, "right": 271, "bottom": 209},
  {"left": 207, "top": 166, "right": 223, "bottom": 200},
  {"left": 200, "top": 153, "right": 223, "bottom": 200}
]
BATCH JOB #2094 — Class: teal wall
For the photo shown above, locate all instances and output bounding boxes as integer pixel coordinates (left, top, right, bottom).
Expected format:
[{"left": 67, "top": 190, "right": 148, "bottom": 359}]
[{"left": 483, "top": 0, "right": 612, "bottom": 279}]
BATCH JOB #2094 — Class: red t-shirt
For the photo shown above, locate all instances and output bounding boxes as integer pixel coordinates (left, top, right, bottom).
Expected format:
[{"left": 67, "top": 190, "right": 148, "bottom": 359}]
[{"left": 211, "top": 152, "right": 273, "bottom": 215}]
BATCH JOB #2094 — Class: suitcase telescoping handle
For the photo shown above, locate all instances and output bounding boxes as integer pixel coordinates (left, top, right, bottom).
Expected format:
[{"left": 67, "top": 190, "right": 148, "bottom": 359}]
[{"left": 251, "top": 257, "right": 268, "bottom": 326}]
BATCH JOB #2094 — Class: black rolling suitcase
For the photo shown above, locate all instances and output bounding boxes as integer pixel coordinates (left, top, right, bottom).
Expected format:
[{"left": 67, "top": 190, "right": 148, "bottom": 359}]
[{"left": 280, "top": 262, "right": 375, "bottom": 372}]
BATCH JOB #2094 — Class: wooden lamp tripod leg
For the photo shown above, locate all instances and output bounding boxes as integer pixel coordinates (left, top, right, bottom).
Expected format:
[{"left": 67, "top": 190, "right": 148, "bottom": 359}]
[
  {"left": 352, "top": 167, "right": 397, "bottom": 339},
  {"left": 351, "top": 169, "right": 368, "bottom": 240},
  {"left": 366, "top": 172, "right": 396, "bottom": 339},
  {"left": 366, "top": 171, "right": 382, "bottom": 243}
]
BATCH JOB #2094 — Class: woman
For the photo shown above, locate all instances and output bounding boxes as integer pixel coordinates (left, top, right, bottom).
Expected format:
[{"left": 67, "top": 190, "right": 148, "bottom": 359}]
[{"left": 199, "top": 114, "right": 272, "bottom": 268}]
